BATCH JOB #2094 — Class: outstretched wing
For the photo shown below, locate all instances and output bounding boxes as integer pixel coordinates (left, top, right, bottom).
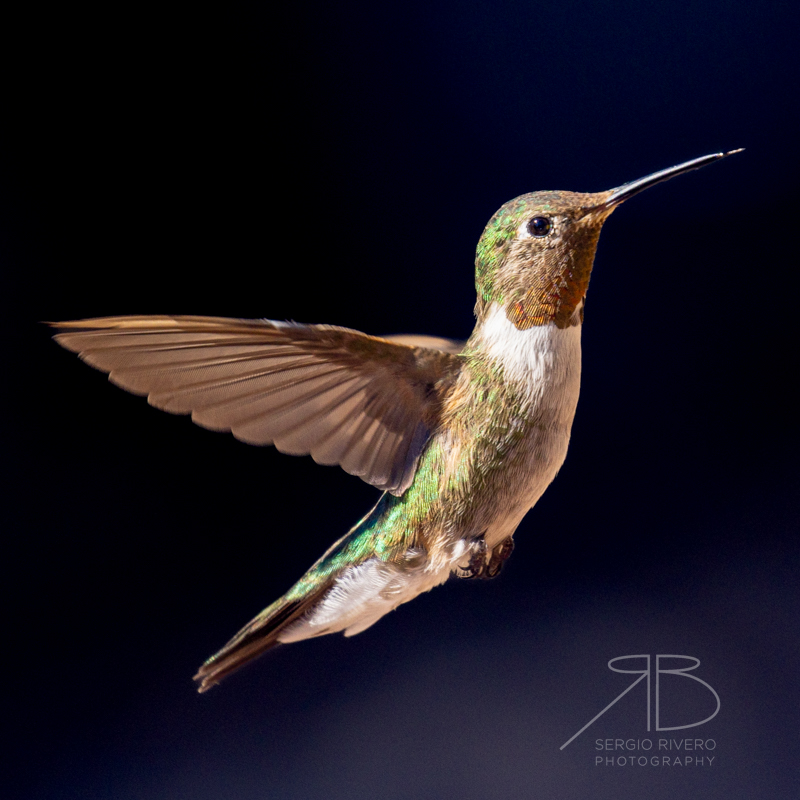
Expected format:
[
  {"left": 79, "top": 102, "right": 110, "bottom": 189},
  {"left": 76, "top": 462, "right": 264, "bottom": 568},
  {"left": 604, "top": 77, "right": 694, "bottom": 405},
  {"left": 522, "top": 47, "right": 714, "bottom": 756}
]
[{"left": 52, "top": 315, "right": 464, "bottom": 495}]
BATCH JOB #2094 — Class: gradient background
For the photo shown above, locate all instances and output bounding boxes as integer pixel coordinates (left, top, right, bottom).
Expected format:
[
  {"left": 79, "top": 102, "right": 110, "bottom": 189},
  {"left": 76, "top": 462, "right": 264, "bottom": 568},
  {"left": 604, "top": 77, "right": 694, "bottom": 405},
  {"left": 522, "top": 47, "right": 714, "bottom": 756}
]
[{"left": 2, "top": 2, "right": 798, "bottom": 798}]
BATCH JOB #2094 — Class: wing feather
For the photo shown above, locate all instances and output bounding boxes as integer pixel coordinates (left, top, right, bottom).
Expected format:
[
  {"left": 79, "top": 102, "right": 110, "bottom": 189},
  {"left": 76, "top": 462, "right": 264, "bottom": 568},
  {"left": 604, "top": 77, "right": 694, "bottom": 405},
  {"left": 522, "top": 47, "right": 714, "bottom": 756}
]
[{"left": 52, "top": 315, "right": 463, "bottom": 494}]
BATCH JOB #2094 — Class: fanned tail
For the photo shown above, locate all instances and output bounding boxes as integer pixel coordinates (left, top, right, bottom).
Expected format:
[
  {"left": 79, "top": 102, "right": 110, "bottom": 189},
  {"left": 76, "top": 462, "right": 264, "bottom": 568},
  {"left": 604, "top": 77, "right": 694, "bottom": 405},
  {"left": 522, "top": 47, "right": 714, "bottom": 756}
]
[{"left": 193, "top": 579, "right": 333, "bottom": 693}]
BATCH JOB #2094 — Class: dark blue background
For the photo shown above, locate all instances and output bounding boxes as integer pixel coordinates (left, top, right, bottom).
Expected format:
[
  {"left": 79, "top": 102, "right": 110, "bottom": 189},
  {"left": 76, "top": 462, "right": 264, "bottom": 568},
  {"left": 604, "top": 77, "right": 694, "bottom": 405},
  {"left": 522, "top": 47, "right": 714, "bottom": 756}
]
[{"left": 2, "top": 2, "right": 798, "bottom": 798}]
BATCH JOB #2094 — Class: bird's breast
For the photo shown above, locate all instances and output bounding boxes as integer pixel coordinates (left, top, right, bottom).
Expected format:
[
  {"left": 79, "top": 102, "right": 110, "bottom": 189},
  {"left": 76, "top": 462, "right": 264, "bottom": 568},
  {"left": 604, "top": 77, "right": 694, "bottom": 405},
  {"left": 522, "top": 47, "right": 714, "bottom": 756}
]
[
  {"left": 478, "top": 301, "right": 583, "bottom": 418},
  {"left": 438, "top": 303, "right": 583, "bottom": 548}
]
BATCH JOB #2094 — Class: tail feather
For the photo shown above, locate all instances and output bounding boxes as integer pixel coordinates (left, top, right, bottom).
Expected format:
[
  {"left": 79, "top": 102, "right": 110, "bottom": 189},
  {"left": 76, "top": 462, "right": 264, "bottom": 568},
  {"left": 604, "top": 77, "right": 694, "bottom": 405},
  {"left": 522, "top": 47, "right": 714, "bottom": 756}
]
[
  {"left": 194, "top": 497, "right": 394, "bottom": 692},
  {"left": 193, "top": 579, "right": 333, "bottom": 692}
]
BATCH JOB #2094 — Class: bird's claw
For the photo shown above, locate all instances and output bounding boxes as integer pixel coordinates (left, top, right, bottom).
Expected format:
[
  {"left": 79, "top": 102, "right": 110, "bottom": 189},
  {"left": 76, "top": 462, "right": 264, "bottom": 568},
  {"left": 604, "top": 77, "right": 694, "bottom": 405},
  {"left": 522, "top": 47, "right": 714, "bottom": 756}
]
[{"left": 456, "top": 535, "right": 514, "bottom": 579}]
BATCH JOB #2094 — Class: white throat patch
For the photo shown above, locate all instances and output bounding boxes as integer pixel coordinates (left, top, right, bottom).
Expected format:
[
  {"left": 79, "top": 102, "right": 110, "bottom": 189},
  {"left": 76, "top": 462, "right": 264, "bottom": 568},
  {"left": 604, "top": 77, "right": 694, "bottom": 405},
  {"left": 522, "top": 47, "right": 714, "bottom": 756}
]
[{"left": 479, "top": 302, "right": 582, "bottom": 400}]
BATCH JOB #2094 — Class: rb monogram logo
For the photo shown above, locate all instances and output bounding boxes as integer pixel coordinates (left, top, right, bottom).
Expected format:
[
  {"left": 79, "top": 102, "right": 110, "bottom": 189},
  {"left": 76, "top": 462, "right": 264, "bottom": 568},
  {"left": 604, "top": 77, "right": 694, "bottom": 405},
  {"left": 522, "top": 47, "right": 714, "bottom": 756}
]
[{"left": 561, "top": 655, "right": 720, "bottom": 750}]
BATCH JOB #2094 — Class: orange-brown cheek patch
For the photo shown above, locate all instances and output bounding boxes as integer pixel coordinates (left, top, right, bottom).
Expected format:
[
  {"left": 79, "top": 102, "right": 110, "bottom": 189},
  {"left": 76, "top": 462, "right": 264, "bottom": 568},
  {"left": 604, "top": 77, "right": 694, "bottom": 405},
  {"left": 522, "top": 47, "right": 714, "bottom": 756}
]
[{"left": 505, "top": 271, "right": 590, "bottom": 330}]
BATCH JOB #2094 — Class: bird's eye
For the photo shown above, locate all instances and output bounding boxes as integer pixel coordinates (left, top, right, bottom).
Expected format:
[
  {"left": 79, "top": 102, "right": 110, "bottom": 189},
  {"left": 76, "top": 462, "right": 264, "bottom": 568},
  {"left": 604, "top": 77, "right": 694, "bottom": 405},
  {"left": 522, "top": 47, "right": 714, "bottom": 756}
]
[{"left": 527, "top": 216, "right": 552, "bottom": 237}]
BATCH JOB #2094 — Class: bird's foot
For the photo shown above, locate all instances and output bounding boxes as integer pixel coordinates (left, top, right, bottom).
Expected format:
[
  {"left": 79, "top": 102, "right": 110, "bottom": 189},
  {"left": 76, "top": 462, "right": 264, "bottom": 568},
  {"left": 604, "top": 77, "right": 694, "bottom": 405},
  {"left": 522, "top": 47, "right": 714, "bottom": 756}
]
[
  {"left": 455, "top": 536, "right": 488, "bottom": 579},
  {"left": 455, "top": 536, "right": 514, "bottom": 579},
  {"left": 485, "top": 536, "right": 514, "bottom": 578}
]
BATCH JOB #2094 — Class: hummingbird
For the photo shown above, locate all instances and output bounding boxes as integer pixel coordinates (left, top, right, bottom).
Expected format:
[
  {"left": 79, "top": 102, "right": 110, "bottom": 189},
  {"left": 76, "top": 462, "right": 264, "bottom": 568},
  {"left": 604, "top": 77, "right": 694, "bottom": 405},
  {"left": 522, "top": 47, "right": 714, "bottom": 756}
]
[{"left": 52, "top": 149, "right": 741, "bottom": 692}]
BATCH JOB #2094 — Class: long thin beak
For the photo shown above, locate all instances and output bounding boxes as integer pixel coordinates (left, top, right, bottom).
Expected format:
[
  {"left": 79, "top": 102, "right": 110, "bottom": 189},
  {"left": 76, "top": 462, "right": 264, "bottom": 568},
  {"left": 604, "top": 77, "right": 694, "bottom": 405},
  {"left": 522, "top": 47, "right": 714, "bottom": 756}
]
[{"left": 600, "top": 148, "right": 744, "bottom": 210}]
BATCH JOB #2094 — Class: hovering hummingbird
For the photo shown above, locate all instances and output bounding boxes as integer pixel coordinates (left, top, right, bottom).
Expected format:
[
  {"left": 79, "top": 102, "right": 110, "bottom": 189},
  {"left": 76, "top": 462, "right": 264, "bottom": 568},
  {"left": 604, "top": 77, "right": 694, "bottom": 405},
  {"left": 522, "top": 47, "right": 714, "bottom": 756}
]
[{"left": 52, "top": 150, "right": 741, "bottom": 692}]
